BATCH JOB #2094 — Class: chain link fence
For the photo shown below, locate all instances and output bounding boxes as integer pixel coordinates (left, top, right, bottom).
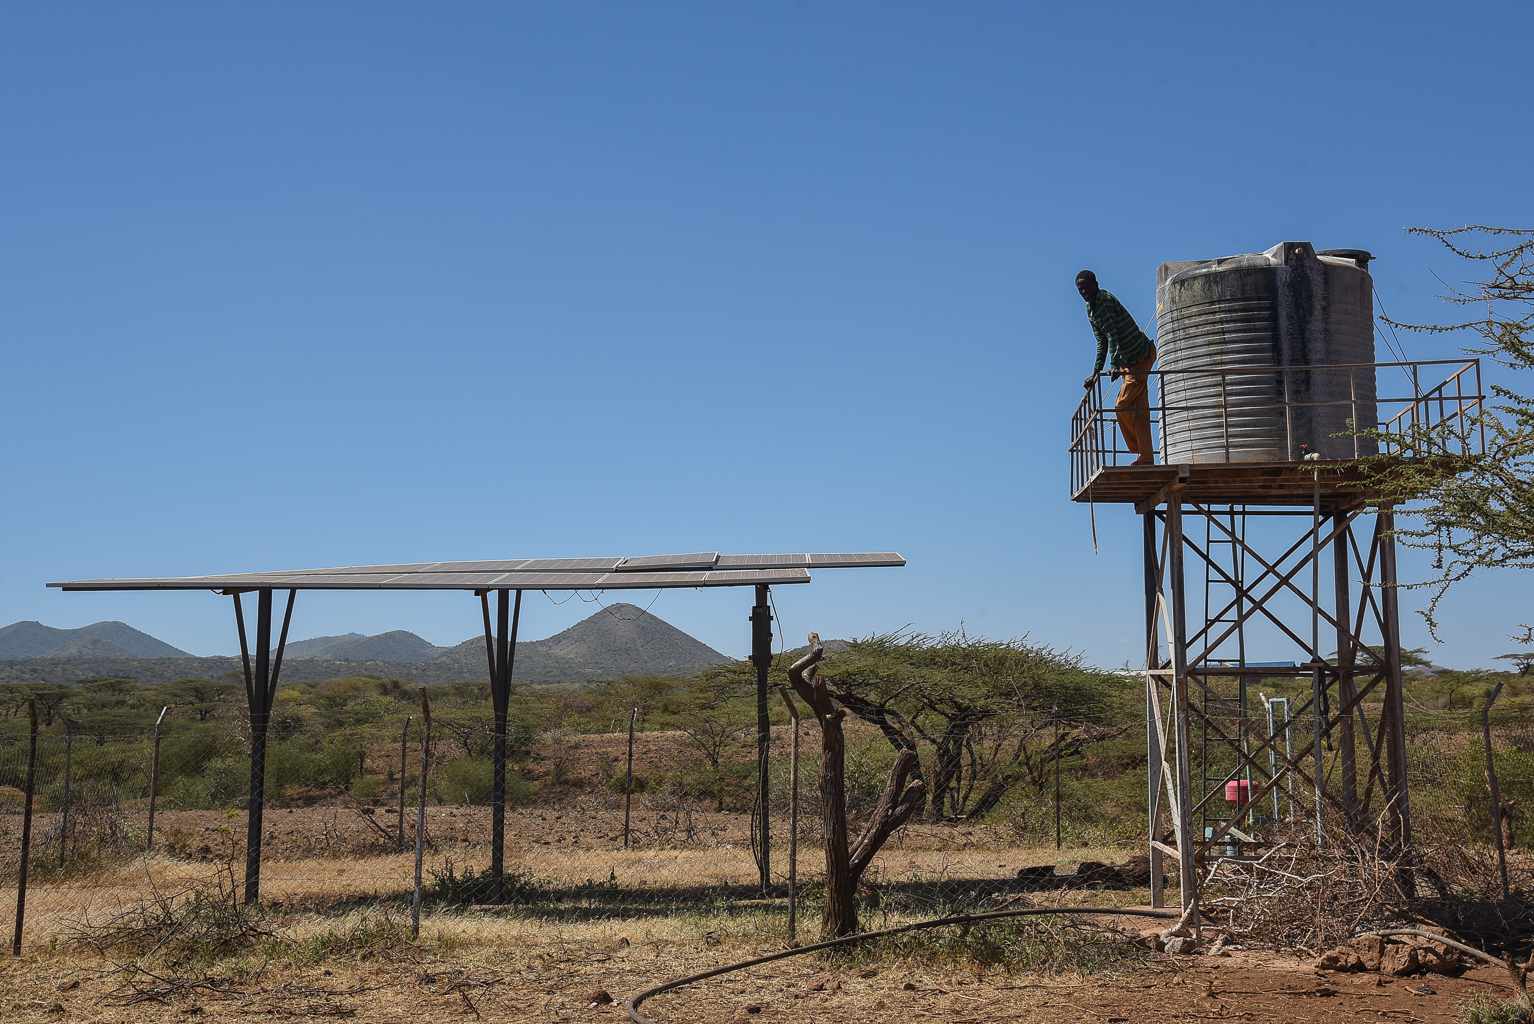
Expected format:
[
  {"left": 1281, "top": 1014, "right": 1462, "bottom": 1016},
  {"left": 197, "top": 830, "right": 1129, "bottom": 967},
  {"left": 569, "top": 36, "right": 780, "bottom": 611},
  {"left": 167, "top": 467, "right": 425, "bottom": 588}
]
[
  {"left": 3, "top": 668, "right": 1525, "bottom": 951},
  {"left": 0, "top": 676, "right": 1163, "bottom": 952}
]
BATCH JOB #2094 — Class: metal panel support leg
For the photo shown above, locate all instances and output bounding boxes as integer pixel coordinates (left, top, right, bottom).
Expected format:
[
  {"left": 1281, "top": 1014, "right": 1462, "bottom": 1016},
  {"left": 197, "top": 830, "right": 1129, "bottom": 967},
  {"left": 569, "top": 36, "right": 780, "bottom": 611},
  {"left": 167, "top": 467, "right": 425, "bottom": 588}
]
[
  {"left": 1166, "top": 495, "right": 1199, "bottom": 925},
  {"left": 237, "top": 587, "right": 295, "bottom": 907},
  {"left": 1143, "top": 510, "right": 1165, "bottom": 908},
  {"left": 751, "top": 585, "right": 773, "bottom": 894},
  {"left": 1377, "top": 509, "right": 1413, "bottom": 861},
  {"left": 1333, "top": 512, "right": 1360, "bottom": 836},
  {"left": 489, "top": 588, "right": 522, "bottom": 903}
]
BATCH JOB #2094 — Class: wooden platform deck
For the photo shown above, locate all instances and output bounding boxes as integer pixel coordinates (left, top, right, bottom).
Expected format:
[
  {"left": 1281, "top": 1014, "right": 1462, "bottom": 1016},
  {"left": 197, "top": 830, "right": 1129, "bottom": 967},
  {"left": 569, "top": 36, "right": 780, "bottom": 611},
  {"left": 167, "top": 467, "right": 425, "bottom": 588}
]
[{"left": 1071, "top": 460, "right": 1381, "bottom": 512}]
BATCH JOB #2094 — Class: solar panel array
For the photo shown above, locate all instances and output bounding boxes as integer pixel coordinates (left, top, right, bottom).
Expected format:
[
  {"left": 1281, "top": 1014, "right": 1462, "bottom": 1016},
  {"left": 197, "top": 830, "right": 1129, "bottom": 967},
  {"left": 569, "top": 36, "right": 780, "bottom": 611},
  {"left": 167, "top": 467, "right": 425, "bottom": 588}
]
[{"left": 48, "top": 552, "right": 905, "bottom": 592}]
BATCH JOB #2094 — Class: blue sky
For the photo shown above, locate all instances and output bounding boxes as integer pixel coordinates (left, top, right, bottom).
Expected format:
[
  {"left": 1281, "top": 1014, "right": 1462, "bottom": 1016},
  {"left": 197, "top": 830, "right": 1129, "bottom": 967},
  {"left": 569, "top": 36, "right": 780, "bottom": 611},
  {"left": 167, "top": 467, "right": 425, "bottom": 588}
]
[{"left": 2, "top": 2, "right": 1529, "bottom": 667}]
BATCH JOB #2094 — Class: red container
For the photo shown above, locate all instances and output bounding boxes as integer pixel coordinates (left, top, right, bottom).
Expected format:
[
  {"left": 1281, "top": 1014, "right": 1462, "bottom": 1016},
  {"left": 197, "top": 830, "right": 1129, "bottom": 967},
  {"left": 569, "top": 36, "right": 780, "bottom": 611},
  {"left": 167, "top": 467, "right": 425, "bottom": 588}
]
[{"left": 1225, "top": 780, "right": 1251, "bottom": 806}]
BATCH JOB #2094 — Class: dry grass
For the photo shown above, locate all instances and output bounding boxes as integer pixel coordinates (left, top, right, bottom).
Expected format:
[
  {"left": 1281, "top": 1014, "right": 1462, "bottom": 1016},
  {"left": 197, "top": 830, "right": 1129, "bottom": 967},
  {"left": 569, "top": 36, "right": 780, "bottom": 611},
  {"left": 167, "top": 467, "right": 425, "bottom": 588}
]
[
  {"left": 4, "top": 839, "right": 1150, "bottom": 954},
  {"left": 8, "top": 833, "right": 1523, "bottom": 1024}
]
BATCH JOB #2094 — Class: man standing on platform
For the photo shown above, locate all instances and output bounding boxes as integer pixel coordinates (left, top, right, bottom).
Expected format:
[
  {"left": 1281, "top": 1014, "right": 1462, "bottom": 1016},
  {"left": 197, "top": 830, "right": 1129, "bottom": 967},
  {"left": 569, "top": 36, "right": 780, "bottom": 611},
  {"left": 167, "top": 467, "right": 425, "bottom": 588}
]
[{"left": 1078, "top": 269, "right": 1158, "bottom": 466}]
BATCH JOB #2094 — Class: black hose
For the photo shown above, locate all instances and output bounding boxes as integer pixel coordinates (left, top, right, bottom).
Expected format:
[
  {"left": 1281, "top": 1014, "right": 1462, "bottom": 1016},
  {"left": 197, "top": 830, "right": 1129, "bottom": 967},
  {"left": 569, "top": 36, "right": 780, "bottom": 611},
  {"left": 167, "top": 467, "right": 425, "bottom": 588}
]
[{"left": 626, "top": 905, "right": 1180, "bottom": 1023}]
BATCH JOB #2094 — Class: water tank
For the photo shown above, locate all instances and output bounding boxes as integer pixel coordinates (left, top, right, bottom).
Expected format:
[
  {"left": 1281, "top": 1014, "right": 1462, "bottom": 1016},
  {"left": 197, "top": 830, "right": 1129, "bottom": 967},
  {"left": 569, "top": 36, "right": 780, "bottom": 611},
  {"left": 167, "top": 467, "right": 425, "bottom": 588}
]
[{"left": 1154, "top": 241, "right": 1378, "bottom": 463}]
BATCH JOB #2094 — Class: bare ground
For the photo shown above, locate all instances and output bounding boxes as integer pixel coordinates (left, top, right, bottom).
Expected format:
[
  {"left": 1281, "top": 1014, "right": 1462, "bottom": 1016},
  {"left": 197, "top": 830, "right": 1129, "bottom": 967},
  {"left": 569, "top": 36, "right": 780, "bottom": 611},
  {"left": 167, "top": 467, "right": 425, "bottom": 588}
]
[{"left": 0, "top": 925, "right": 1514, "bottom": 1023}]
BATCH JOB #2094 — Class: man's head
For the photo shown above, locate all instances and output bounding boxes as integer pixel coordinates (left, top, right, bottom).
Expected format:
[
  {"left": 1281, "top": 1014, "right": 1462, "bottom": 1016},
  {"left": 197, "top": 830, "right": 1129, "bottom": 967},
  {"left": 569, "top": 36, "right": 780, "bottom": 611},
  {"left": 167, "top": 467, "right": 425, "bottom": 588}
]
[{"left": 1076, "top": 270, "right": 1099, "bottom": 302}]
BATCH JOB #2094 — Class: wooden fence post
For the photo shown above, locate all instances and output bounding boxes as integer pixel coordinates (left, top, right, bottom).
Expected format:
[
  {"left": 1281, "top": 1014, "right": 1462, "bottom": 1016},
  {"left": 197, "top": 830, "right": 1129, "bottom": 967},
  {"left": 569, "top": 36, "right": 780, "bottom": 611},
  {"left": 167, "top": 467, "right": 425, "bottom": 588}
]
[
  {"left": 59, "top": 722, "right": 74, "bottom": 868},
  {"left": 623, "top": 708, "right": 638, "bottom": 849},
  {"left": 1483, "top": 682, "right": 1510, "bottom": 898},
  {"left": 397, "top": 715, "right": 412, "bottom": 849},
  {"left": 12, "top": 696, "right": 38, "bottom": 956},
  {"left": 147, "top": 706, "right": 169, "bottom": 851},
  {"left": 777, "top": 685, "right": 801, "bottom": 943},
  {"left": 412, "top": 692, "right": 432, "bottom": 940}
]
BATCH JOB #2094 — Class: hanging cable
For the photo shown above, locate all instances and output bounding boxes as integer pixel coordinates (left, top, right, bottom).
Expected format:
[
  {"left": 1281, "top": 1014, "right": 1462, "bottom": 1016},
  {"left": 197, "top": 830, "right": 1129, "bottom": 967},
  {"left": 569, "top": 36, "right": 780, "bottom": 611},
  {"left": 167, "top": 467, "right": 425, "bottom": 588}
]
[
  {"left": 766, "top": 588, "right": 786, "bottom": 660},
  {"left": 595, "top": 589, "right": 665, "bottom": 621},
  {"left": 1373, "top": 287, "right": 1419, "bottom": 391}
]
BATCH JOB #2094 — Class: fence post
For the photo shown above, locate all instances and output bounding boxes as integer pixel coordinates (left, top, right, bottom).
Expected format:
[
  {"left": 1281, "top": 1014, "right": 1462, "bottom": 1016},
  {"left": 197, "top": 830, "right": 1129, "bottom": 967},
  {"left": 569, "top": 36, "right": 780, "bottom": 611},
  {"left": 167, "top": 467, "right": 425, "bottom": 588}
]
[
  {"left": 777, "top": 685, "right": 800, "bottom": 943},
  {"left": 1054, "top": 705, "right": 1062, "bottom": 850},
  {"left": 623, "top": 708, "right": 639, "bottom": 849},
  {"left": 412, "top": 691, "right": 432, "bottom": 940},
  {"left": 397, "top": 715, "right": 412, "bottom": 849},
  {"left": 12, "top": 696, "right": 38, "bottom": 956},
  {"left": 147, "top": 706, "right": 169, "bottom": 851},
  {"left": 1482, "top": 682, "right": 1510, "bottom": 899},
  {"left": 60, "top": 721, "right": 74, "bottom": 868}
]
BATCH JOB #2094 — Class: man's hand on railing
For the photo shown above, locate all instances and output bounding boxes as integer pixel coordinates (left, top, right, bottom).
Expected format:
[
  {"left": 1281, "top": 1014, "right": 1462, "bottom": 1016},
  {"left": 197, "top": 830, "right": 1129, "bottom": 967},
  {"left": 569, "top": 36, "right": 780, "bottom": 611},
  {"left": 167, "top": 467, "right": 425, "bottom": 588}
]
[{"left": 1083, "top": 376, "right": 1095, "bottom": 391}]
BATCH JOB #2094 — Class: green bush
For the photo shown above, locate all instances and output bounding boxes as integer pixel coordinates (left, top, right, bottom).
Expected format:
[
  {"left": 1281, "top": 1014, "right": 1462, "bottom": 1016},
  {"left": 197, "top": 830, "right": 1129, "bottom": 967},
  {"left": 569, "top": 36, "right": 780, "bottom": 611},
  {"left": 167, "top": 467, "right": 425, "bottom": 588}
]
[
  {"left": 607, "top": 771, "right": 650, "bottom": 795},
  {"left": 315, "top": 734, "right": 366, "bottom": 792},
  {"left": 159, "top": 725, "right": 228, "bottom": 781},
  {"left": 349, "top": 773, "right": 384, "bottom": 801},
  {"left": 436, "top": 756, "right": 536, "bottom": 807},
  {"left": 1453, "top": 744, "right": 1534, "bottom": 845},
  {"left": 263, "top": 740, "right": 316, "bottom": 800}
]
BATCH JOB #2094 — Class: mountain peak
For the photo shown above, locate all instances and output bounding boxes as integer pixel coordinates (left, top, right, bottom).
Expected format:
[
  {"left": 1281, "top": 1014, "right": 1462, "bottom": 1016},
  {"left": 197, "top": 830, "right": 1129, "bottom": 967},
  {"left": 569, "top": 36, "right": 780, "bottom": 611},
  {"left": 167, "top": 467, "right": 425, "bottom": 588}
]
[
  {"left": 0, "top": 620, "right": 190, "bottom": 659},
  {"left": 285, "top": 630, "right": 445, "bottom": 663}
]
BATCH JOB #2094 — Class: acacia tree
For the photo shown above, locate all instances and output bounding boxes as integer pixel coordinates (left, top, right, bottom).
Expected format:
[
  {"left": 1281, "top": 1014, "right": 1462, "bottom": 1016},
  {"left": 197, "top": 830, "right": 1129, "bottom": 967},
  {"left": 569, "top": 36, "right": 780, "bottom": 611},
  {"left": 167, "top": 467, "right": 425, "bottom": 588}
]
[
  {"left": 153, "top": 677, "right": 240, "bottom": 721},
  {"left": 788, "top": 633, "right": 924, "bottom": 938},
  {"left": 812, "top": 631, "right": 1120, "bottom": 821},
  {"left": 1368, "top": 226, "right": 1534, "bottom": 641},
  {"left": 672, "top": 673, "right": 753, "bottom": 811}
]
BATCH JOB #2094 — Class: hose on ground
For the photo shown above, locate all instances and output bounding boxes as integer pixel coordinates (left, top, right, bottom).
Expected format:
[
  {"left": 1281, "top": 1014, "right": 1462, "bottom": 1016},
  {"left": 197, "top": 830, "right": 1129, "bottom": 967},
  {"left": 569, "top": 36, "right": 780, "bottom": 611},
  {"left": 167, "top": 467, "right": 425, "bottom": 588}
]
[{"left": 626, "top": 905, "right": 1181, "bottom": 1023}]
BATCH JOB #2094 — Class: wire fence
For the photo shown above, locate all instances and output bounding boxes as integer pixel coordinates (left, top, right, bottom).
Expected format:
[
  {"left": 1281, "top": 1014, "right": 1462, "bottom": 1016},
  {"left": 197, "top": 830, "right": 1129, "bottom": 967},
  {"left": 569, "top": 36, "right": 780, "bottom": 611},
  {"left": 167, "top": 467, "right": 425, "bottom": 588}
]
[
  {"left": 0, "top": 693, "right": 1153, "bottom": 952},
  {"left": 1, "top": 676, "right": 1526, "bottom": 951}
]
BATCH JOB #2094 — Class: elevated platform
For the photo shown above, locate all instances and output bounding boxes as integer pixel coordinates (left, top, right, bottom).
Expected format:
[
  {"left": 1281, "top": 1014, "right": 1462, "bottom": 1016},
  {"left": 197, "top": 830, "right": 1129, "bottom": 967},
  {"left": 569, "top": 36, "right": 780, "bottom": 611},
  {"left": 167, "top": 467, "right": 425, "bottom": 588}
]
[{"left": 1071, "top": 460, "right": 1381, "bottom": 512}]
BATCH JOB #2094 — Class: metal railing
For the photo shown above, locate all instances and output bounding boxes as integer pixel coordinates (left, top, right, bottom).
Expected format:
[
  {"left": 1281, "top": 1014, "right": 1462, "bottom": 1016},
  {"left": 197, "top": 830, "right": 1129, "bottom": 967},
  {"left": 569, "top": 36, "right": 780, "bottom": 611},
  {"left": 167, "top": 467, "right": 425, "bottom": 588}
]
[{"left": 1068, "top": 359, "right": 1484, "bottom": 495}]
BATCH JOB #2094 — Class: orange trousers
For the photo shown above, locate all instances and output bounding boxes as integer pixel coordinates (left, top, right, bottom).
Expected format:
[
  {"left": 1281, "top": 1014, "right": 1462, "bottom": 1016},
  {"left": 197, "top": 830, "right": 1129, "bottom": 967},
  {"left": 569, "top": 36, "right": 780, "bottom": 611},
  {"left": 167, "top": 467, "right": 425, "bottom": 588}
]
[{"left": 1115, "top": 345, "right": 1157, "bottom": 464}]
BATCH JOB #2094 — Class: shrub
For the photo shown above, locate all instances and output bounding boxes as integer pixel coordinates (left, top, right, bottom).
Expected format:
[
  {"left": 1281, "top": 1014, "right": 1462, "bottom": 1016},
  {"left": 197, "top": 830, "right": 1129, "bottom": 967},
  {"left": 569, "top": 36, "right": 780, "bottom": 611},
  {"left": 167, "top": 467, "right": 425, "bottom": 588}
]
[
  {"left": 263, "top": 740, "right": 316, "bottom": 801},
  {"left": 315, "top": 734, "right": 366, "bottom": 792},
  {"left": 607, "top": 771, "right": 650, "bottom": 795},
  {"left": 436, "top": 756, "right": 536, "bottom": 807},
  {"left": 1453, "top": 744, "right": 1534, "bottom": 846}
]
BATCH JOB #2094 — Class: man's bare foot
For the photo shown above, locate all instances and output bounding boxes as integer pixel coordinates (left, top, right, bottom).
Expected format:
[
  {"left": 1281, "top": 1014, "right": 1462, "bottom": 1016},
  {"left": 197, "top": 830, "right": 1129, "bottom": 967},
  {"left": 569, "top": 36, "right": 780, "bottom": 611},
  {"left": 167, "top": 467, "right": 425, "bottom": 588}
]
[{"left": 1130, "top": 458, "right": 1154, "bottom": 467}]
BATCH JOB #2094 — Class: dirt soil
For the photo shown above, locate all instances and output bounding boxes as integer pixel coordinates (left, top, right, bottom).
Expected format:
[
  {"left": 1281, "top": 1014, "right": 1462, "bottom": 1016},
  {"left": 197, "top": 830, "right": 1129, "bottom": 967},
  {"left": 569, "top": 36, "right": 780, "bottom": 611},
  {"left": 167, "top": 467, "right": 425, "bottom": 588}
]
[{"left": 0, "top": 940, "right": 1512, "bottom": 1023}]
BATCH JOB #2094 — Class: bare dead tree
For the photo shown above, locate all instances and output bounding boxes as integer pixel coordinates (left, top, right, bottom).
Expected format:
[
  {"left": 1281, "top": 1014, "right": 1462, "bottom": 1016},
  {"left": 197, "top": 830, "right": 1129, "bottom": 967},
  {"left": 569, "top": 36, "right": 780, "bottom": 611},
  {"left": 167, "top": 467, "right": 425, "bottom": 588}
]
[{"left": 787, "top": 632, "right": 924, "bottom": 937}]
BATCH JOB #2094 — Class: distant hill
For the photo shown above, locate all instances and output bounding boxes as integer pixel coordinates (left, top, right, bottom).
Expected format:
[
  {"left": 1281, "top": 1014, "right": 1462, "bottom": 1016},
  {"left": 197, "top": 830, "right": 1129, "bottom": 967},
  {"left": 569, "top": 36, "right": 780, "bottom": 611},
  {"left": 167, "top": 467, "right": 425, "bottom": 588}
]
[
  {"left": 285, "top": 631, "right": 444, "bottom": 663},
  {"left": 36, "top": 635, "right": 136, "bottom": 659},
  {"left": 0, "top": 620, "right": 190, "bottom": 659},
  {"left": 282, "top": 633, "right": 366, "bottom": 658},
  {"left": 430, "top": 603, "right": 730, "bottom": 682},
  {"left": 0, "top": 604, "right": 730, "bottom": 686}
]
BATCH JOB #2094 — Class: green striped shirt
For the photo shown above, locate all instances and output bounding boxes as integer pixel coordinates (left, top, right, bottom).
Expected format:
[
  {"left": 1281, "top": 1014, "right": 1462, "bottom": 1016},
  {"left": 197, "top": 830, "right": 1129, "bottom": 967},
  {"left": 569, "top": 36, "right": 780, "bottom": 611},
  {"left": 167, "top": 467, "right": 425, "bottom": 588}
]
[{"left": 1087, "top": 289, "right": 1155, "bottom": 375}]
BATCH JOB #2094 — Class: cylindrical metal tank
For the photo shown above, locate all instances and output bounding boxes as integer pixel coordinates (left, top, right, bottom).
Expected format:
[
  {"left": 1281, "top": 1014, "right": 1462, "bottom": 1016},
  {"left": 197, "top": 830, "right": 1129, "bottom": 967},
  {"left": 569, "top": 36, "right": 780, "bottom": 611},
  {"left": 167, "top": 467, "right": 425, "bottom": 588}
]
[{"left": 1154, "top": 241, "right": 1378, "bottom": 464}]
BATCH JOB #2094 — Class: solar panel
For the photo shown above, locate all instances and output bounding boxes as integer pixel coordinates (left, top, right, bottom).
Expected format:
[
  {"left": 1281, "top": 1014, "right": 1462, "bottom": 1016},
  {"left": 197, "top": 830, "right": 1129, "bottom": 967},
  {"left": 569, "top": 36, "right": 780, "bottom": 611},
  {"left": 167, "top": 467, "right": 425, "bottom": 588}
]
[
  {"left": 715, "top": 553, "right": 809, "bottom": 569},
  {"left": 704, "top": 569, "right": 811, "bottom": 585},
  {"left": 510, "top": 557, "right": 624, "bottom": 573},
  {"left": 378, "top": 572, "right": 521, "bottom": 588},
  {"left": 481, "top": 572, "right": 612, "bottom": 589},
  {"left": 419, "top": 560, "right": 533, "bottom": 573},
  {"left": 808, "top": 552, "right": 906, "bottom": 568},
  {"left": 596, "top": 571, "right": 711, "bottom": 588},
  {"left": 49, "top": 551, "right": 899, "bottom": 592},
  {"left": 251, "top": 563, "right": 442, "bottom": 576},
  {"left": 613, "top": 552, "right": 719, "bottom": 572}
]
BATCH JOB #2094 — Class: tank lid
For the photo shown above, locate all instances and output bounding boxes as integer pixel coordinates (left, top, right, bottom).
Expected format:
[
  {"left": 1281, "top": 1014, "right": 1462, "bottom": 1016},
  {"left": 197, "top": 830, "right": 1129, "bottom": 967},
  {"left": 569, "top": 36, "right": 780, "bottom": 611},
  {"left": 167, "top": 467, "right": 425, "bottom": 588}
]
[{"left": 1318, "top": 248, "right": 1374, "bottom": 270}]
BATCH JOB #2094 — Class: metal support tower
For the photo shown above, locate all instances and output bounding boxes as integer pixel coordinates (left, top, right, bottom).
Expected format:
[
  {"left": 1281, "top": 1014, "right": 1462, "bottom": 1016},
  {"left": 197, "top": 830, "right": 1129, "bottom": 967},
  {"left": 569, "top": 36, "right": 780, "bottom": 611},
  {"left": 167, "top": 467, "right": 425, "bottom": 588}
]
[
  {"left": 1075, "top": 356, "right": 1482, "bottom": 923},
  {"left": 1141, "top": 486, "right": 1412, "bottom": 920}
]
